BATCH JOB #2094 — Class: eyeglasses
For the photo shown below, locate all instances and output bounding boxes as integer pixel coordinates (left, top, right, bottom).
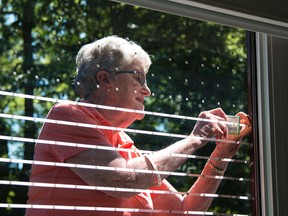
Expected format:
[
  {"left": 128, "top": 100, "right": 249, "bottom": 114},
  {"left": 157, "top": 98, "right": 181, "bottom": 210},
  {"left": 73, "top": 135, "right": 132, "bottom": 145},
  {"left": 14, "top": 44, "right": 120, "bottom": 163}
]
[{"left": 115, "top": 70, "right": 147, "bottom": 86}]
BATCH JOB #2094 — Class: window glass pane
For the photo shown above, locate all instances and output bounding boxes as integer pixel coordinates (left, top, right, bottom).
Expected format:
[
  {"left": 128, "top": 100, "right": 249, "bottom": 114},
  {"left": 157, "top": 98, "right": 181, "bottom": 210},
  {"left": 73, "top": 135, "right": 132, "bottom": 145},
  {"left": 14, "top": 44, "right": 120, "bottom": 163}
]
[{"left": 0, "top": 0, "right": 252, "bottom": 215}]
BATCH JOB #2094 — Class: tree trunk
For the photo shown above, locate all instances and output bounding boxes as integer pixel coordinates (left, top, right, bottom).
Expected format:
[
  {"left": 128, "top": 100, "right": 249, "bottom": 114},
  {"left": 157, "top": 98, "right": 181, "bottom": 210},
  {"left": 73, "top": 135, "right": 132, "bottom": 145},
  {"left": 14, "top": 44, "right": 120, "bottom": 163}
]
[{"left": 22, "top": 0, "right": 36, "bottom": 179}]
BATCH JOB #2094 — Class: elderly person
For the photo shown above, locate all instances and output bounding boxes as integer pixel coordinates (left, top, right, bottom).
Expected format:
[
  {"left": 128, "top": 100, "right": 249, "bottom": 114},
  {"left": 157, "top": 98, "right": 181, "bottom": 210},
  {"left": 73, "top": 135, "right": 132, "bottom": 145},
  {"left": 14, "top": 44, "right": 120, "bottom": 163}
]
[{"left": 26, "top": 35, "right": 252, "bottom": 216}]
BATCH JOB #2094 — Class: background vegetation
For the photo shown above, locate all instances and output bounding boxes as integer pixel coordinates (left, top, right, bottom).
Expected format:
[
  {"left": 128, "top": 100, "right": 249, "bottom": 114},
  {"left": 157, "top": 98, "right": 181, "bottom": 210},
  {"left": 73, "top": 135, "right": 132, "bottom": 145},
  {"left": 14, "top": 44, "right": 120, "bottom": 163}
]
[{"left": 0, "top": 0, "right": 252, "bottom": 215}]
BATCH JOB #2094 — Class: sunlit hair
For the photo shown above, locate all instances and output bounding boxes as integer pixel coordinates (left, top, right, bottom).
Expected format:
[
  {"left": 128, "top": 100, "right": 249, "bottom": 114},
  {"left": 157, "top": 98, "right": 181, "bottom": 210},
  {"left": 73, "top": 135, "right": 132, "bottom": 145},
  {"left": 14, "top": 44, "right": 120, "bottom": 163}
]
[{"left": 74, "top": 35, "right": 152, "bottom": 98}]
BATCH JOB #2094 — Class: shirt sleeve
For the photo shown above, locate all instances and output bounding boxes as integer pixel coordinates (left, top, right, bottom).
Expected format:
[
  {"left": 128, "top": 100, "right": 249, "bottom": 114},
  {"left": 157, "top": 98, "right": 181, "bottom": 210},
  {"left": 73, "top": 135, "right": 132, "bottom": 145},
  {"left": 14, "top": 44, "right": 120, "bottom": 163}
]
[{"left": 38, "top": 103, "right": 111, "bottom": 162}]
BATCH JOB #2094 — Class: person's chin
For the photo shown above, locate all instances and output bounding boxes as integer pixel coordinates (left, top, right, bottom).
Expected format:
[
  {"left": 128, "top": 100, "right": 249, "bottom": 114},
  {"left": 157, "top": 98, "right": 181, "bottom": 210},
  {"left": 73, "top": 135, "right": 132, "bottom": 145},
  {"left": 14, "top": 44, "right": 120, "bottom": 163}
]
[
  {"left": 130, "top": 103, "right": 145, "bottom": 119},
  {"left": 134, "top": 103, "right": 145, "bottom": 112},
  {"left": 135, "top": 112, "right": 145, "bottom": 120}
]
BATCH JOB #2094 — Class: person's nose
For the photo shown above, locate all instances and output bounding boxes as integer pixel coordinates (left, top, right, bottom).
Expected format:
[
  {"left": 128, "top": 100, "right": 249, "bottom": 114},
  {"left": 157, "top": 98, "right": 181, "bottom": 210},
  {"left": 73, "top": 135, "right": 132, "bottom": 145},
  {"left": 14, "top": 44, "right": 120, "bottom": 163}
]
[{"left": 141, "top": 84, "right": 151, "bottom": 96}]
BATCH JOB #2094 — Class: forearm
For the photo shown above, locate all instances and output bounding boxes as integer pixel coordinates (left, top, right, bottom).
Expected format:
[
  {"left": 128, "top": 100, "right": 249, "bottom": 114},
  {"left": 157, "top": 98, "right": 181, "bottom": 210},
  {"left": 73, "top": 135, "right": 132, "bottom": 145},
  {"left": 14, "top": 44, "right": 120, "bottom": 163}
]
[
  {"left": 182, "top": 147, "right": 231, "bottom": 211},
  {"left": 141, "top": 136, "right": 203, "bottom": 179},
  {"left": 150, "top": 149, "right": 230, "bottom": 214},
  {"left": 126, "top": 135, "right": 203, "bottom": 187}
]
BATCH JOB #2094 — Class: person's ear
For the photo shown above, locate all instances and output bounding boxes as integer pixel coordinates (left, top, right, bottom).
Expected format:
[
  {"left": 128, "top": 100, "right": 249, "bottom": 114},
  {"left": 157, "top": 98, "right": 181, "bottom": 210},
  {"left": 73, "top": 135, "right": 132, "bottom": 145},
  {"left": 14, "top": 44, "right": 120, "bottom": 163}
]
[{"left": 96, "top": 71, "right": 111, "bottom": 86}]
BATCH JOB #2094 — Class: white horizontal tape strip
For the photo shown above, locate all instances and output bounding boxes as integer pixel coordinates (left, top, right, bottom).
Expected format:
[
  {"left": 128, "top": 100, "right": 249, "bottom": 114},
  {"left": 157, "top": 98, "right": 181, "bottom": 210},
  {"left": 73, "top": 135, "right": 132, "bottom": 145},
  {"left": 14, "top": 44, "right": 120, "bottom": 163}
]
[
  {"left": 0, "top": 90, "right": 247, "bottom": 127},
  {"left": 0, "top": 157, "right": 251, "bottom": 182},
  {"left": 0, "top": 135, "right": 252, "bottom": 164},
  {"left": 0, "top": 113, "right": 252, "bottom": 146},
  {"left": 0, "top": 203, "right": 249, "bottom": 215},
  {"left": 0, "top": 180, "right": 253, "bottom": 200}
]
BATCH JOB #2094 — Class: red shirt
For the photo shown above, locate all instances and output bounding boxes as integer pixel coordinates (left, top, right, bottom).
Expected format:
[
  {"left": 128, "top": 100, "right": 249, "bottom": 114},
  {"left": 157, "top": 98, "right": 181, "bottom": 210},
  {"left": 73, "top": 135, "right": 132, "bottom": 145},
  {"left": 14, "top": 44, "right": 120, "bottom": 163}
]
[{"left": 26, "top": 102, "right": 172, "bottom": 216}]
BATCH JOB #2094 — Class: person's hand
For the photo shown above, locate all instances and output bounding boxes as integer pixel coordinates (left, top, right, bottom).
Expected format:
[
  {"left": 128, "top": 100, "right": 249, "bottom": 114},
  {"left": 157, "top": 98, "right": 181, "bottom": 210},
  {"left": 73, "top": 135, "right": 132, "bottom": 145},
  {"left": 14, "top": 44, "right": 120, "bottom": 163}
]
[
  {"left": 215, "top": 112, "right": 252, "bottom": 158},
  {"left": 190, "top": 108, "right": 228, "bottom": 147}
]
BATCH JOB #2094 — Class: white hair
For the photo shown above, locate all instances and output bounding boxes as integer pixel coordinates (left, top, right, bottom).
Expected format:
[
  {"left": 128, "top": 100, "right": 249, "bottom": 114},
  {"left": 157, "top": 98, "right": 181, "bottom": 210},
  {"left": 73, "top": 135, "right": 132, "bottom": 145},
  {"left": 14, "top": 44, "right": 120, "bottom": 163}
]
[{"left": 74, "top": 35, "right": 152, "bottom": 98}]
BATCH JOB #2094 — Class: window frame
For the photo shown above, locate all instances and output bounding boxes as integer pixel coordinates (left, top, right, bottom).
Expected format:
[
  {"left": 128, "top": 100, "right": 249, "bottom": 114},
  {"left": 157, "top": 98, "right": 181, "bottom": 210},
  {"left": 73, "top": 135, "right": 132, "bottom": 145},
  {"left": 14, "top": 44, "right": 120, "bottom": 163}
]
[{"left": 112, "top": 0, "right": 288, "bottom": 38}]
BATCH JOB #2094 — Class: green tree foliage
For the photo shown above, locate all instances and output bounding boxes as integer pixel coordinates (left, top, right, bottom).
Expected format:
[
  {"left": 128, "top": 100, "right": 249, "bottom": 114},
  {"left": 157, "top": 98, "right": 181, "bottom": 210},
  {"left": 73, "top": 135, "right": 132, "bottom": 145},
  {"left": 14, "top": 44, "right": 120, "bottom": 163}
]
[{"left": 0, "top": 0, "right": 251, "bottom": 215}]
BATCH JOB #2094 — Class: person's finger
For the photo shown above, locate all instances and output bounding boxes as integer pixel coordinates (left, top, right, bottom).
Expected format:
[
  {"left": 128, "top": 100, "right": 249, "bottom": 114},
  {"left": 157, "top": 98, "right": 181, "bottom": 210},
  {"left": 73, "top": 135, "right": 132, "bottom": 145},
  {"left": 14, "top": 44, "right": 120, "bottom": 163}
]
[
  {"left": 211, "top": 115, "right": 228, "bottom": 138},
  {"left": 209, "top": 108, "right": 228, "bottom": 121},
  {"left": 236, "top": 113, "right": 252, "bottom": 133},
  {"left": 240, "top": 115, "right": 251, "bottom": 127},
  {"left": 209, "top": 112, "right": 228, "bottom": 138},
  {"left": 213, "top": 123, "right": 225, "bottom": 137}
]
